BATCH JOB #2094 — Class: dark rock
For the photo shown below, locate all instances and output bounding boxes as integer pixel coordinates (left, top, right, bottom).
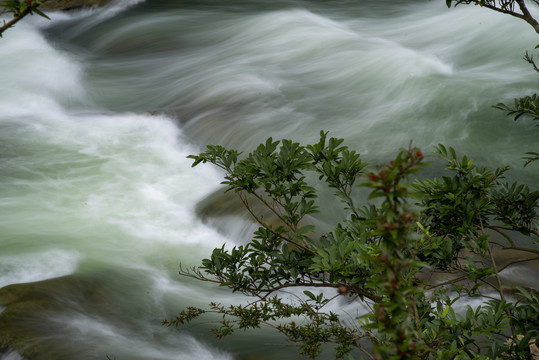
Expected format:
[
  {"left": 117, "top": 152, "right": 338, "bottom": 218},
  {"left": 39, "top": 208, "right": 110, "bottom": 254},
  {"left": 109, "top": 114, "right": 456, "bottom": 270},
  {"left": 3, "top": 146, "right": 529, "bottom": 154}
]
[
  {"left": 0, "top": 274, "right": 118, "bottom": 360},
  {"left": 40, "top": 0, "right": 111, "bottom": 11}
]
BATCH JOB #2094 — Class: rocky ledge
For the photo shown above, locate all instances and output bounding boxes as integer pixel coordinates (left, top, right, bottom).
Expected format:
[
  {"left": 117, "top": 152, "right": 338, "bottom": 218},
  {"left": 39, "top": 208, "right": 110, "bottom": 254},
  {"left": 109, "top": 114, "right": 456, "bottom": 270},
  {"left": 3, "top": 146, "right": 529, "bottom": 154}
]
[{"left": 40, "top": 0, "right": 111, "bottom": 11}]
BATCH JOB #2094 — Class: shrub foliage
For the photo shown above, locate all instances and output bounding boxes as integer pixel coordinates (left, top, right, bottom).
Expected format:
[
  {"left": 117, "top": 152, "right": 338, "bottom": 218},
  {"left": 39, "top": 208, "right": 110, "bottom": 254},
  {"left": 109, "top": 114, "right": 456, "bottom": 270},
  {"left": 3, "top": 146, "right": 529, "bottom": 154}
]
[
  {"left": 166, "top": 132, "right": 539, "bottom": 359},
  {"left": 0, "top": 0, "right": 49, "bottom": 37}
]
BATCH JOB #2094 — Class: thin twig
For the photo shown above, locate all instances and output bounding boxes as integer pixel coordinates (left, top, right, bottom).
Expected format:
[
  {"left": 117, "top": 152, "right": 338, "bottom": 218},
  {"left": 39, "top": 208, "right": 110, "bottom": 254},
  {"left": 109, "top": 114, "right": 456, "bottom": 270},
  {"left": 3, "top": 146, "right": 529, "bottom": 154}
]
[
  {"left": 487, "top": 225, "right": 516, "bottom": 247},
  {"left": 238, "top": 192, "right": 314, "bottom": 253},
  {"left": 524, "top": 51, "right": 539, "bottom": 73}
]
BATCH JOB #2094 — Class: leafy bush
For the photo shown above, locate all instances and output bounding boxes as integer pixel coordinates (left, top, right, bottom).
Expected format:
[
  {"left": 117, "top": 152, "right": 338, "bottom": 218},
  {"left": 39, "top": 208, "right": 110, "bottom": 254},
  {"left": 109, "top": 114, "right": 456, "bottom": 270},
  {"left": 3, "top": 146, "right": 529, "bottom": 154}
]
[{"left": 166, "top": 132, "right": 539, "bottom": 359}]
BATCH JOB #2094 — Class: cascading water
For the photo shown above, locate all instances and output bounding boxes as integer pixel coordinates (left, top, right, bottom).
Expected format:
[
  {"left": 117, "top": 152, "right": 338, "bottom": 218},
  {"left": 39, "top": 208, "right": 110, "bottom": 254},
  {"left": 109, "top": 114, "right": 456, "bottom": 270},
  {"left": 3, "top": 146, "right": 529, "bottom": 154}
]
[{"left": 1, "top": 0, "right": 537, "bottom": 359}]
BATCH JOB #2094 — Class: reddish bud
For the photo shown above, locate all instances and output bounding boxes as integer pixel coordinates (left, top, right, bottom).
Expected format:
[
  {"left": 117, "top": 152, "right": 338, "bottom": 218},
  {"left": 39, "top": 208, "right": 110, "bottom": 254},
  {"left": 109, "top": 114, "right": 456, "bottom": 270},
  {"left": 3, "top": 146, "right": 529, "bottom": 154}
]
[{"left": 376, "top": 306, "right": 386, "bottom": 322}]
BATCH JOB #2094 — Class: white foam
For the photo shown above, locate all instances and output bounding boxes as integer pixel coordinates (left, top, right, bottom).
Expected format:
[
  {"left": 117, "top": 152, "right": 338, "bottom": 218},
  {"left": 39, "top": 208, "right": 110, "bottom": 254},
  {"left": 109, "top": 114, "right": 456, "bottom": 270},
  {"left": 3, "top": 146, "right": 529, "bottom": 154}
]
[
  {"left": 499, "top": 265, "right": 539, "bottom": 289},
  {"left": 0, "top": 23, "right": 85, "bottom": 109},
  {"left": 54, "top": 313, "right": 234, "bottom": 360},
  {"left": 0, "top": 250, "right": 80, "bottom": 288},
  {"left": 0, "top": 349, "right": 25, "bottom": 360}
]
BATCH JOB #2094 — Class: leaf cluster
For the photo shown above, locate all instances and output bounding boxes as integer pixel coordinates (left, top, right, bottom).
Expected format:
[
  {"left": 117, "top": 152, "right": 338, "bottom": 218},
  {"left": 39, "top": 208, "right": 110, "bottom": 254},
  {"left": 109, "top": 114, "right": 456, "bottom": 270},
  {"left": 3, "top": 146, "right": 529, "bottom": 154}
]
[
  {"left": 172, "top": 134, "right": 539, "bottom": 359},
  {"left": 0, "top": 0, "right": 49, "bottom": 37},
  {"left": 494, "top": 94, "right": 539, "bottom": 123},
  {"left": 494, "top": 95, "right": 539, "bottom": 166},
  {"left": 446, "top": 1, "right": 518, "bottom": 11}
]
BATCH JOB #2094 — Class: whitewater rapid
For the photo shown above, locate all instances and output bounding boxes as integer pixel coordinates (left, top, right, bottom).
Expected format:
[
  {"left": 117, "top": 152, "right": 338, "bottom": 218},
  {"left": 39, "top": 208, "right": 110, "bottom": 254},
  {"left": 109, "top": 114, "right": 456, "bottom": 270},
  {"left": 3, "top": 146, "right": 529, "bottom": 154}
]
[{"left": 1, "top": 1, "right": 538, "bottom": 359}]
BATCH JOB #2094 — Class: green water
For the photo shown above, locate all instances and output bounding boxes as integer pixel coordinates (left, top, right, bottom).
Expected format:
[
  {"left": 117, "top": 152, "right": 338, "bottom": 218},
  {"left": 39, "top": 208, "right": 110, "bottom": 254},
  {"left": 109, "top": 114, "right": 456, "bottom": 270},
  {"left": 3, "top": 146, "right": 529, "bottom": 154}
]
[{"left": 0, "top": 1, "right": 537, "bottom": 359}]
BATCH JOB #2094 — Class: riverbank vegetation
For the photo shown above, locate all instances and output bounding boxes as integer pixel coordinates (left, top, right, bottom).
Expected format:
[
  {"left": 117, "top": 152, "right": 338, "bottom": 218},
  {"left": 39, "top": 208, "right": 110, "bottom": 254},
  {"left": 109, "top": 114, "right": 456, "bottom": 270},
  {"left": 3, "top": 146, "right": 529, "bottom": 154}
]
[
  {"left": 171, "top": 132, "right": 538, "bottom": 359},
  {"left": 169, "top": 1, "right": 539, "bottom": 359},
  {"left": 447, "top": 0, "right": 539, "bottom": 166}
]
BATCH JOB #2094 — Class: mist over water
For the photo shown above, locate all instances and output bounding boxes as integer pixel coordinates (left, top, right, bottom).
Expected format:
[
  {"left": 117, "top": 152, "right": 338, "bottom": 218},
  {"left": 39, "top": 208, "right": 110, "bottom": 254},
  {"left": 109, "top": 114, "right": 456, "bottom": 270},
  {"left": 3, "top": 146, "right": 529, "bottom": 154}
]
[{"left": 0, "top": 0, "right": 537, "bottom": 359}]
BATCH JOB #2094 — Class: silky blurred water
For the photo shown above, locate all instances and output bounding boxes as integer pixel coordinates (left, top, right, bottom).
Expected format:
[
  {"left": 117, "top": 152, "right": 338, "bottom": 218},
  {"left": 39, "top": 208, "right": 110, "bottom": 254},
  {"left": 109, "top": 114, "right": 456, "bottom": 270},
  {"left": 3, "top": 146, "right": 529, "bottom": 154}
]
[{"left": 0, "top": 0, "right": 537, "bottom": 359}]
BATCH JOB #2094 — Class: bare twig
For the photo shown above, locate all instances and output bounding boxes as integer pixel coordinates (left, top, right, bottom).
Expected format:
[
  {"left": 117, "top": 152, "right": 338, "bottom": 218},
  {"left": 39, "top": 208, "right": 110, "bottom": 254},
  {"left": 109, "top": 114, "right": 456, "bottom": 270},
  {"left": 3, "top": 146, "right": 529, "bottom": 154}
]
[{"left": 524, "top": 51, "right": 539, "bottom": 73}]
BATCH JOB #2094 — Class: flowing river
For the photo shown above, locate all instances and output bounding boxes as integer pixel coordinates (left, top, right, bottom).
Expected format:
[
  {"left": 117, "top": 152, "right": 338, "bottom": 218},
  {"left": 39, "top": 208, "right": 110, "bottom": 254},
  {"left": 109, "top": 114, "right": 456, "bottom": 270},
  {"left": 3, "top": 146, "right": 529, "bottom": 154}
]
[{"left": 0, "top": 1, "right": 538, "bottom": 359}]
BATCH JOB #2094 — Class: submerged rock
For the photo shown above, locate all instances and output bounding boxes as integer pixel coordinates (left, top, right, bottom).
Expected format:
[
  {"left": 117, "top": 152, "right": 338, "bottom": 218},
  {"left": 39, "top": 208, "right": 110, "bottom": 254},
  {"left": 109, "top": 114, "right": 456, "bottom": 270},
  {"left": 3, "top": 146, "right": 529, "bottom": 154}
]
[
  {"left": 0, "top": 276, "right": 96, "bottom": 360},
  {"left": 0, "top": 271, "right": 137, "bottom": 360},
  {"left": 195, "top": 187, "right": 326, "bottom": 243}
]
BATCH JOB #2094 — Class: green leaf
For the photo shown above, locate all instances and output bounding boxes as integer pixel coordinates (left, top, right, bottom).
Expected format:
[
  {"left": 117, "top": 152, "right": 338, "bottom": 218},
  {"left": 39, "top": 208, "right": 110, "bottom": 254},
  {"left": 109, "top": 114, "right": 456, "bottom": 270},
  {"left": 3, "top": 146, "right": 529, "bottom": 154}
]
[
  {"left": 32, "top": 7, "right": 50, "bottom": 19},
  {"left": 303, "top": 290, "right": 316, "bottom": 301},
  {"left": 295, "top": 225, "right": 315, "bottom": 235}
]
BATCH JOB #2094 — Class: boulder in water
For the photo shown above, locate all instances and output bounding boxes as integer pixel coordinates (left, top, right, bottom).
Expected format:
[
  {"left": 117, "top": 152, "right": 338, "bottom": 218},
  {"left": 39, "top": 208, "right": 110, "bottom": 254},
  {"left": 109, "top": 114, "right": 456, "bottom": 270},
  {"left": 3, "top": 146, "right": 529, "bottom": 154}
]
[{"left": 41, "top": 0, "right": 111, "bottom": 11}]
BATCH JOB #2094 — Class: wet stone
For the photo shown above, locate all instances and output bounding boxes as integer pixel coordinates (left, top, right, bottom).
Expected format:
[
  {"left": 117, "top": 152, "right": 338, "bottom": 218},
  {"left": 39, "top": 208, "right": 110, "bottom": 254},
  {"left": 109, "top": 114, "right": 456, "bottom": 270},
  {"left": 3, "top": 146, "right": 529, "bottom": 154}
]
[{"left": 41, "top": 0, "right": 111, "bottom": 11}]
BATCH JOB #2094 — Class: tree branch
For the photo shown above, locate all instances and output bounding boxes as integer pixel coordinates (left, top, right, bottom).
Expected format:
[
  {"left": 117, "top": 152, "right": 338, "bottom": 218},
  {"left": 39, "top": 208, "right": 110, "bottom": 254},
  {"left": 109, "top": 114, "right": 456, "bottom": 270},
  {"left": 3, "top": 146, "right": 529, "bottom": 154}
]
[
  {"left": 501, "top": 245, "right": 539, "bottom": 255},
  {"left": 238, "top": 192, "right": 314, "bottom": 253},
  {"left": 487, "top": 225, "right": 516, "bottom": 247},
  {"left": 495, "top": 255, "right": 539, "bottom": 272},
  {"left": 524, "top": 51, "right": 539, "bottom": 73},
  {"left": 0, "top": 7, "right": 32, "bottom": 37},
  {"left": 425, "top": 274, "right": 469, "bottom": 290},
  {"left": 479, "top": 2, "right": 525, "bottom": 19},
  {"left": 488, "top": 224, "right": 539, "bottom": 239},
  {"left": 515, "top": 0, "right": 539, "bottom": 34},
  {"left": 458, "top": 1, "right": 539, "bottom": 34}
]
